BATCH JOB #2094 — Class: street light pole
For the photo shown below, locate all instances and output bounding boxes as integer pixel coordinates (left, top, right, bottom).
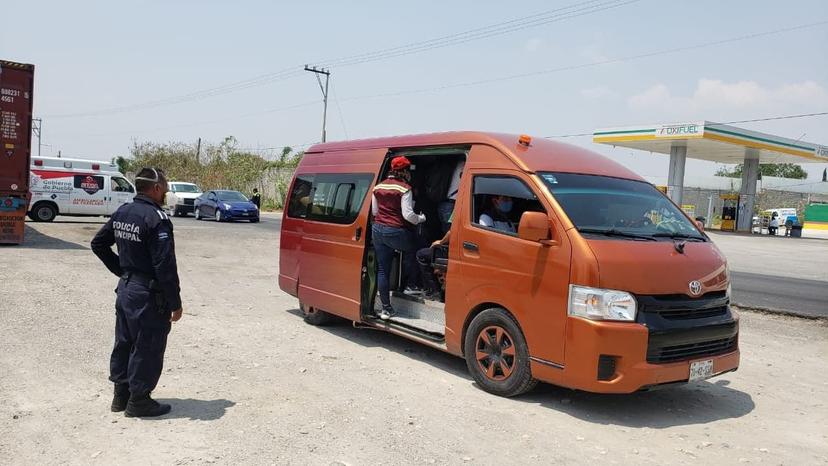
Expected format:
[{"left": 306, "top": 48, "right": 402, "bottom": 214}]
[{"left": 304, "top": 65, "right": 330, "bottom": 142}]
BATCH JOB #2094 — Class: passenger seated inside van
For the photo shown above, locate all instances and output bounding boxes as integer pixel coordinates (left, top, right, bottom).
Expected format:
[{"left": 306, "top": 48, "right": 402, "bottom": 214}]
[
  {"left": 479, "top": 195, "right": 517, "bottom": 233},
  {"left": 416, "top": 212, "right": 452, "bottom": 302}
]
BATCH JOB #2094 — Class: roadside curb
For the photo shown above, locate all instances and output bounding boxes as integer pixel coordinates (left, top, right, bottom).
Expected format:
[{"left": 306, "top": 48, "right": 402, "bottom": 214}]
[{"left": 733, "top": 303, "right": 827, "bottom": 322}]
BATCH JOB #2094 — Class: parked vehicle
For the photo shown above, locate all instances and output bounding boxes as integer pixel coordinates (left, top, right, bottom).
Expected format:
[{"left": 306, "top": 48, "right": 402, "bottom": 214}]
[
  {"left": 194, "top": 190, "right": 259, "bottom": 222},
  {"left": 28, "top": 156, "right": 136, "bottom": 222},
  {"left": 164, "top": 182, "right": 202, "bottom": 217},
  {"left": 0, "top": 60, "right": 35, "bottom": 244},
  {"left": 279, "top": 131, "right": 738, "bottom": 397},
  {"left": 763, "top": 208, "right": 796, "bottom": 226}
]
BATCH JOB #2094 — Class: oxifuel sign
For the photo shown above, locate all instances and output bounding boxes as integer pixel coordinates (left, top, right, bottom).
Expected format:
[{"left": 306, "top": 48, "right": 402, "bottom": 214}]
[{"left": 655, "top": 122, "right": 704, "bottom": 138}]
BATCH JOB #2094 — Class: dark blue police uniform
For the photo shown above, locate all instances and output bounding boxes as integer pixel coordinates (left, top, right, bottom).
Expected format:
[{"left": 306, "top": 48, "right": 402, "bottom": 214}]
[{"left": 91, "top": 194, "right": 181, "bottom": 398}]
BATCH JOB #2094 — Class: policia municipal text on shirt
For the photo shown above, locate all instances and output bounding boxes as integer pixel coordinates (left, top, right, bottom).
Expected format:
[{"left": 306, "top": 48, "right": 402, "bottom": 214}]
[{"left": 91, "top": 168, "right": 184, "bottom": 418}]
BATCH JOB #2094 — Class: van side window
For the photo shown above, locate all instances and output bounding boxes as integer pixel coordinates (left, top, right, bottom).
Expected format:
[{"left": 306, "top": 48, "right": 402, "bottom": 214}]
[
  {"left": 472, "top": 176, "right": 545, "bottom": 236},
  {"left": 112, "top": 177, "right": 134, "bottom": 193},
  {"left": 287, "top": 175, "right": 314, "bottom": 218},
  {"left": 289, "top": 173, "right": 374, "bottom": 224}
]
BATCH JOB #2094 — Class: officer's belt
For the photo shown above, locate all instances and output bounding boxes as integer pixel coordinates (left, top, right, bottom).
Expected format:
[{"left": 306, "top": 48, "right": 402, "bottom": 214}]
[{"left": 121, "top": 271, "right": 157, "bottom": 289}]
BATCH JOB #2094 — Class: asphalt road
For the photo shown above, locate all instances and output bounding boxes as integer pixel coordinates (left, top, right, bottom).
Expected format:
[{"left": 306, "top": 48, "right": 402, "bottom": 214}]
[{"left": 730, "top": 271, "right": 827, "bottom": 318}]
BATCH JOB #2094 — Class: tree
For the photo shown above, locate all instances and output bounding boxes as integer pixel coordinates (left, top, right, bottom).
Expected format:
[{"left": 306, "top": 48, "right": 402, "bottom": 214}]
[
  {"left": 112, "top": 156, "right": 131, "bottom": 175},
  {"left": 715, "top": 163, "right": 807, "bottom": 179}
]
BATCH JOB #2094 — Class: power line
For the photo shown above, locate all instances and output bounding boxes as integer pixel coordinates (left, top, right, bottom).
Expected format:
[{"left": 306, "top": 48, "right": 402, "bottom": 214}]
[
  {"left": 52, "top": 21, "right": 828, "bottom": 143},
  {"left": 341, "top": 20, "right": 828, "bottom": 103},
  {"left": 316, "top": 0, "right": 639, "bottom": 68},
  {"left": 330, "top": 82, "right": 349, "bottom": 140},
  {"left": 44, "top": 0, "right": 637, "bottom": 119}
]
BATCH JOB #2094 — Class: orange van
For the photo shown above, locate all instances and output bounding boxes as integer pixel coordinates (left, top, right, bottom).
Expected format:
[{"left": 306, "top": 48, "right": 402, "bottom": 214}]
[{"left": 279, "top": 132, "right": 738, "bottom": 396}]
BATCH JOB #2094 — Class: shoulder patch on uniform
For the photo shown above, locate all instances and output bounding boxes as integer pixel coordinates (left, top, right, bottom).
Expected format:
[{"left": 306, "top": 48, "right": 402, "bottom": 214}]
[
  {"left": 155, "top": 209, "right": 169, "bottom": 220},
  {"left": 158, "top": 232, "right": 170, "bottom": 240}
]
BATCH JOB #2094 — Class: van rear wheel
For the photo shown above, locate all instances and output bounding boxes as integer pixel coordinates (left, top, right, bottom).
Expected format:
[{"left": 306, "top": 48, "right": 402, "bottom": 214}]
[
  {"left": 300, "top": 302, "right": 333, "bottom": 326},
  {"left": 464, "top": 308, "right": 536, "bottom": 397},
  {"left": 32, "top": 203, "right": 57, "bottom": 222}
]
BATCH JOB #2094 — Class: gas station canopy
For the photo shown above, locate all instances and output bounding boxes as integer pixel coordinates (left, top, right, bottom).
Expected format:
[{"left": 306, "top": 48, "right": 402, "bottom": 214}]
[
  {"left": 593, "top": 121, "right": 828, "bottom": 164},
  {"left": 593, "top": 121, "right": 828, "bottom": 232}
]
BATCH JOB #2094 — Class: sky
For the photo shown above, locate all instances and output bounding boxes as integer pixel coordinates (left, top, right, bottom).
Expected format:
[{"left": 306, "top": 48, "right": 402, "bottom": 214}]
[{"left": 2, "top": 0, "right": 827, "bottom": 183}]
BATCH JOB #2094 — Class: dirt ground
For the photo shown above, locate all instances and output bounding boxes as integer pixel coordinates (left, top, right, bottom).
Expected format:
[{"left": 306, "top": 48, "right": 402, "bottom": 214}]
[{"left": 1, "top": 216, "right": 826, "bottom": 465}]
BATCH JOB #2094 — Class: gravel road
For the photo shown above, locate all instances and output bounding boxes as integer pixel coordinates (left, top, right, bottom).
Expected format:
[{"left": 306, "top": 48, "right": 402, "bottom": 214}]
[{"left": 1, "top": 216, "right": 826, "bottom": 465}]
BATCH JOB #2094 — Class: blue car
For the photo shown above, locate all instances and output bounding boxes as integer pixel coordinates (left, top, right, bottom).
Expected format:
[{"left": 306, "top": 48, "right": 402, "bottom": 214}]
[{"left": 194, "top": 190, "right": 259, "bottom": 223}]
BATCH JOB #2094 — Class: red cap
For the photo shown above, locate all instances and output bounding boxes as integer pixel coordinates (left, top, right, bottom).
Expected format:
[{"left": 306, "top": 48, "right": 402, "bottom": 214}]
[{"left": 391, "top": 156, "right": 411, "bottom": 171}]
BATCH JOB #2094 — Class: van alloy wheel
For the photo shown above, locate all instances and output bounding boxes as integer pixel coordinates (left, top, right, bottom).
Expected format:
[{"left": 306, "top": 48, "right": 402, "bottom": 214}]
[
  {"left": 475, "top": 326, "right": 516, "bottom": 381},
  {"left": 463, "top": 308, "right": 536, "bottom": 397}
]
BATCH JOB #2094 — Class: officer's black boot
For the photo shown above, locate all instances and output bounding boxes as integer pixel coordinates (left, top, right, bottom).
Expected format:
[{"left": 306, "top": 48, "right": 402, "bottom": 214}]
[
  {"left": 124, "top": 393, "right": 171, "bottom": 418},
  {"left": 111, "top": 383, "right": 130, "bottom": 412}
]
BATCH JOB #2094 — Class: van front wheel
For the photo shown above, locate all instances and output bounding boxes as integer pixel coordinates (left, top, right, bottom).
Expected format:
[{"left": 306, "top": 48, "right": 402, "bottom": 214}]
[
  {"left": 464, "top": 308, "right": 537, "bottom": 397},
  {"left": 300, "top": 302, "right": 333, "bottom": 326}
]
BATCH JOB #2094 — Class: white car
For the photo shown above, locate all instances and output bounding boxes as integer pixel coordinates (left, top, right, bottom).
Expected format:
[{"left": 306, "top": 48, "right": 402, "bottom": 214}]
[{"left": 164, "top": 182, "right": 203, "bottom": 217}]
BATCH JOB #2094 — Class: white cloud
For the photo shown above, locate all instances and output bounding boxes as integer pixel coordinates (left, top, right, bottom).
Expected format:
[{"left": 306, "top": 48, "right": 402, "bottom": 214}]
[
  {"left": 581, "top": 86, "right": 616, "bottom": 99},
  {"left": 627, "top": 84, "right": 672, "bottom": 108},
  {"left": 579, "top": 44, "right": 609, "bottom": 63},
  {"left": 525, "top": 38, "right": 542, "bottom": 52},
  {"left": 627, "top": 79, "right": 828, "bottom": 115}
]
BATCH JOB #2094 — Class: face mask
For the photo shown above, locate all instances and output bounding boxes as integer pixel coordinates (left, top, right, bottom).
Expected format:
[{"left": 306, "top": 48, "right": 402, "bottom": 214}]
[{"left": 497, "top": 200, "right": 513, "bottom": 213}]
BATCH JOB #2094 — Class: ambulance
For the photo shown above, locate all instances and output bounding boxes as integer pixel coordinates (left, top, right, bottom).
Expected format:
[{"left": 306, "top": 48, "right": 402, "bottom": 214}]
[{"left": 28, "top": 156, "right": 136, "bottom": 222}]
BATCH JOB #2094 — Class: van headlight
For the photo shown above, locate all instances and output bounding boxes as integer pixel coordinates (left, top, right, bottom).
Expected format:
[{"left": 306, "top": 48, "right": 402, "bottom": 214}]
[{"left": 568, "top": 285, "right": 637, "bottom": 321}]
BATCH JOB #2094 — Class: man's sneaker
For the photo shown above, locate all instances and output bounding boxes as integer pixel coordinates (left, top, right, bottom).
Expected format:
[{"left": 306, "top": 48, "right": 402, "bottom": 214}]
[
  {"left": 379, "top": 306, "right": 395, "bottom": 320},
  {"left": 111, "top": 384, "right": 130, "bottom": 413},
  {"left": 402, "top": 286, "right": 424, "bottom": 297},
  {"left": 124, "top": 393, "right": 171, "bottom": 418}
]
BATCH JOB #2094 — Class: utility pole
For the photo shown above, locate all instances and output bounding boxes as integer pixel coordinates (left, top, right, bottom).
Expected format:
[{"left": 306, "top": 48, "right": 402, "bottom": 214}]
[
  {"left": 32, "top": 118, "right": 42, "bottom": 157},
  {"left": 304, "top": 65, "right": 330, "bottom": 142},
  {"left": 195, "top": 137, "right": 202, "bottom": 164}
]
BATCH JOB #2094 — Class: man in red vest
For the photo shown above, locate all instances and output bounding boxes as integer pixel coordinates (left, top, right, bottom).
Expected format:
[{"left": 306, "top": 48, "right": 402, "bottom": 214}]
[{"left": 371, "top": 156, "right": 426, "bottom": 319}]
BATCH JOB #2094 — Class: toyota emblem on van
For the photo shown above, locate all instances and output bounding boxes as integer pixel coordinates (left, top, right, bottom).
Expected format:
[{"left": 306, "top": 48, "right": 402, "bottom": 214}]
[{"left": 689, "top": 280, "right": 702, "bottom": 296}]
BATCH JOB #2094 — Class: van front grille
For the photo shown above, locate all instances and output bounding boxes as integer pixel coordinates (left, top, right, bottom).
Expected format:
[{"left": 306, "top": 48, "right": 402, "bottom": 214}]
[
  {"left": 637, "top": 291, "right": 729, "bottom": 321},
  {"left": 647, "top": 336, "right": 737, "bottom": 363}
]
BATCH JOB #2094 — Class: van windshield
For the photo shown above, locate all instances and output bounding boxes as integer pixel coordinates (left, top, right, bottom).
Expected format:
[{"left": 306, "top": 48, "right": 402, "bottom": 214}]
[
  {"left": 171, "top": 183, "right": 201, "bottom": 193},
  {"left": 540, "top": 172, "right": 705, "bottom": 241}
]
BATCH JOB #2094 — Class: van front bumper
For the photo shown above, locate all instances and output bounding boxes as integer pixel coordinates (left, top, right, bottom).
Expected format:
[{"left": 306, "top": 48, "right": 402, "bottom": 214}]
[{"left": 530, "top": 316, "right": 740, "bottom": 394}]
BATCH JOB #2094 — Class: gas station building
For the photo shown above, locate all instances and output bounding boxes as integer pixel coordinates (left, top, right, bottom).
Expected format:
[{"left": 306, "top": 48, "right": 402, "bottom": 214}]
[{"left": 593, "top": 121, "right": 828, "bottom": 231}]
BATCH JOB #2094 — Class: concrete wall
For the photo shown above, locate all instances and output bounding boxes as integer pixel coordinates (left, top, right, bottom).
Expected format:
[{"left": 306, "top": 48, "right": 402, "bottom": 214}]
[{"left": 679, "top": 187, "right": 828, "bottom": 221}]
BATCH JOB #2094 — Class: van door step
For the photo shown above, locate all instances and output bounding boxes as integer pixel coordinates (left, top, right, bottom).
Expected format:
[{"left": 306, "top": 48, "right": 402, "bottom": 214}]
[{"left": 374, "top": 292, "right": 445, "bottom": 335}]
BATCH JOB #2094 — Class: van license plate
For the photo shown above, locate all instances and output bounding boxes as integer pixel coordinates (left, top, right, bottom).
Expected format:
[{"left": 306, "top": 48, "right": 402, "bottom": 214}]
[{"left": 689, "top": 359, "right": 714, "bottom": 381}]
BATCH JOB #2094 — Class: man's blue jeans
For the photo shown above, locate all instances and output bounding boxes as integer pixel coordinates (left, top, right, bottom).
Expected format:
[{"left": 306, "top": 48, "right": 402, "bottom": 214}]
[{"left": 372, "top": 224, "right": 418, "bottom": 308}]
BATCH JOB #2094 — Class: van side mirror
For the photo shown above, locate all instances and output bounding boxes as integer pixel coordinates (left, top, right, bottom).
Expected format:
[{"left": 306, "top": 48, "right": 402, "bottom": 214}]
[{"left": 518, "top": 211, "right": 551, "bottom": 243}]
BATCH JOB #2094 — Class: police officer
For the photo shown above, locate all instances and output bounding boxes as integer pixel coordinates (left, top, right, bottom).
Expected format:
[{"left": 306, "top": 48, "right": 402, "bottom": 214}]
[
  {"left": 250, "top": 188, "right": 261, "bottom": 209},
  {"left": 91, "top": 167, "right": 183, "bottom": 418}
]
